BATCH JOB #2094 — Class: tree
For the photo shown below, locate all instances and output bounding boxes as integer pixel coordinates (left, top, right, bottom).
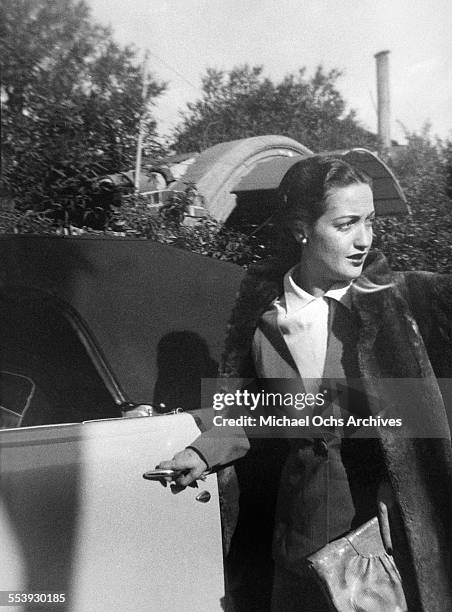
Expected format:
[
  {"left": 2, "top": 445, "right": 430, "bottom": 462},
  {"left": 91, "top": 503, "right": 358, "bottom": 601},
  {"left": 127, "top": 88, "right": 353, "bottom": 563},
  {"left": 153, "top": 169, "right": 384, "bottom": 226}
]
[
  {"left": 172, "top": 64, "right": 376, "bottom": 153},
  {"left": 374, "top": 125, "right": 452, "bottom": 273},
  {"left": 0, "top": 0, "right": 166, "bottom": 226}
]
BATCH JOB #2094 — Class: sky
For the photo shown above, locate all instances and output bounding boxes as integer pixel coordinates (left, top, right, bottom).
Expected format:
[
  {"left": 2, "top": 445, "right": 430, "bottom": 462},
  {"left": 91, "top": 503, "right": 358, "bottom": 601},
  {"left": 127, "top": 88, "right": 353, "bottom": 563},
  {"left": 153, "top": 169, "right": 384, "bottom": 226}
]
[{"left": 87, "top": 0, "right": 452, "bottom": 144}]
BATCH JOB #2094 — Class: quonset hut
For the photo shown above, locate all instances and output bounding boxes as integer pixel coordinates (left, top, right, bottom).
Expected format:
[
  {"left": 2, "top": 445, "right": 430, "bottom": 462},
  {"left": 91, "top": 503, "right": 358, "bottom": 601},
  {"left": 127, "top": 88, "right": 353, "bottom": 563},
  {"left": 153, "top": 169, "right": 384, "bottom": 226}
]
[{"left": 98, "top": 135, "right": 408, "bottom": 228}]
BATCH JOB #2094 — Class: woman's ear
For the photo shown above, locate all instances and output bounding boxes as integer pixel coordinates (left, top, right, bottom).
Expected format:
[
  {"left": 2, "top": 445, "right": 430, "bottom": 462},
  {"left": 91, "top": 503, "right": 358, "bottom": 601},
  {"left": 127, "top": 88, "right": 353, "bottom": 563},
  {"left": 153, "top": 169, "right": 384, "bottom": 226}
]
[{"left": 290, "top": 219, "right": 309, "bottom": 244}]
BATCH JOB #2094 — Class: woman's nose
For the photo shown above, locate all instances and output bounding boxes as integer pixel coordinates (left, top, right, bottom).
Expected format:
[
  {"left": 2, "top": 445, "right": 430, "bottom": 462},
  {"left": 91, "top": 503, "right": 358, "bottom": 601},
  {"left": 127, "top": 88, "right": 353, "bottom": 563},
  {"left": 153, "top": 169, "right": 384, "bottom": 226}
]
[{"left": 354, "top": 223, "right": 373, "bottom": 249}]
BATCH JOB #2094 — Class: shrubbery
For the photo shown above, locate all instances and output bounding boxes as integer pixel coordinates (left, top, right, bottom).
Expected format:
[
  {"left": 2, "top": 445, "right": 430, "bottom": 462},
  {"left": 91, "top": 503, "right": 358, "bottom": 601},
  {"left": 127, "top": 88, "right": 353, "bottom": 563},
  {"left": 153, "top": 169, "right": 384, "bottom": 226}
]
[
  {"left": 0, "top": 185, "right": 260, "bottom": 268},
  {"left": 108, "top": 188, "right": 259, "bottom": 266},
  {"left": 374, "top": 126, "right": 452, "bottom": 273}
]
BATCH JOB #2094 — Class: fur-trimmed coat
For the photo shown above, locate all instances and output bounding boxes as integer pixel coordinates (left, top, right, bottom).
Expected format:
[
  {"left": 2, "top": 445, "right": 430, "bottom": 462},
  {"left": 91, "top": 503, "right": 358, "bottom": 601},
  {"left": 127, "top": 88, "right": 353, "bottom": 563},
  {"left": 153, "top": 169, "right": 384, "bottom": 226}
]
[{"left": 192, "top": 251, "right": 452, "bottom": 611}]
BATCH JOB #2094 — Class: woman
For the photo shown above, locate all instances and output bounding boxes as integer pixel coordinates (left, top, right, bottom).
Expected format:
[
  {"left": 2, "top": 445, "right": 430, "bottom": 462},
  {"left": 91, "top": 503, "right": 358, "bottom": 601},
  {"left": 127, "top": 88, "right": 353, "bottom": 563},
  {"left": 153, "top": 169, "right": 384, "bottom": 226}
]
[{"left": 159, "top": 156, "right": 452, "bottom": 611}]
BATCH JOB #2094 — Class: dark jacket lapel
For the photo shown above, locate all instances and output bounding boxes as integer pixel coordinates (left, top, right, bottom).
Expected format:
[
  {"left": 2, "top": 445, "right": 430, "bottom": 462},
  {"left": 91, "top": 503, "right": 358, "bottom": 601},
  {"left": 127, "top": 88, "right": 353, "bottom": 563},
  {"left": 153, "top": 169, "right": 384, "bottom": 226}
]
[{"left": 258, "top": 309, "right": 300, "bottom": 375}]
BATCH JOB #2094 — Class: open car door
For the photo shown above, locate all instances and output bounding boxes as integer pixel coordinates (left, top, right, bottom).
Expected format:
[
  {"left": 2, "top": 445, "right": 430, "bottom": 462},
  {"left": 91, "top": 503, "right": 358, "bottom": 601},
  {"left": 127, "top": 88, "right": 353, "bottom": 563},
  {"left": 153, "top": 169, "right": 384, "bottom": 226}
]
[
  {"left": 0, "top": 235, "right": 245, "bottom": 611},
  {"left": 0, "top": 414, "right": 224, "bottom": 611}
]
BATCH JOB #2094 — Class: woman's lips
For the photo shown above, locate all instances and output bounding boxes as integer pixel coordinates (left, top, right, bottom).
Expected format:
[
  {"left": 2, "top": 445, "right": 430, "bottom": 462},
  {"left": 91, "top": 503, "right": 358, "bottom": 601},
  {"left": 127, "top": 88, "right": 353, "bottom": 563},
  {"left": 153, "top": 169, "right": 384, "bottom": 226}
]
[{"left": 347, "top": 253, "right": 367, "bottom": 265}]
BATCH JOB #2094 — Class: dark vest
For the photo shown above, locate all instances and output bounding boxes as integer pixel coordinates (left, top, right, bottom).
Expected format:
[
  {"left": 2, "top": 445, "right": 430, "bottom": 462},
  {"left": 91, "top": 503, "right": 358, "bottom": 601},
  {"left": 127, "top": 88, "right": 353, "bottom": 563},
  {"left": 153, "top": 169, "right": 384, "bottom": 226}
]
[{"left": 254, "top": 299, "right": 384, "bottom": 565}]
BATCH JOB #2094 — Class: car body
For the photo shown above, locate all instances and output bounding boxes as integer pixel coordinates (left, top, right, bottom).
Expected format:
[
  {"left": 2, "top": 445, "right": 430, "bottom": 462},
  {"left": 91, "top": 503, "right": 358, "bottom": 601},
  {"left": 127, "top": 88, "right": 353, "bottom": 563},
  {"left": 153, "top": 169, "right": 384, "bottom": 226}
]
[{"left": 0, "top": 234, "right": 244, "bottom": 611}]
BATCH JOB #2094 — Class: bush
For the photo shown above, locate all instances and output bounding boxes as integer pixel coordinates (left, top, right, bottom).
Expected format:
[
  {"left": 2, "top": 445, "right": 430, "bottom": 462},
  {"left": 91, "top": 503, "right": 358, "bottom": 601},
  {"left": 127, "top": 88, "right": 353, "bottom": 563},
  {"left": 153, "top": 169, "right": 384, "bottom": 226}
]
[
  {"left": 375, "top": 125, "right": 452, "bottom": 273},
  {"left": 0, "top": 184, "right": 261, "bottom": 269},
  {"left": 110, "top": 186, "right": 260, "bottom": 266},
  {"left": 0, "top": 207, "right": 55, "bottom": 234}
]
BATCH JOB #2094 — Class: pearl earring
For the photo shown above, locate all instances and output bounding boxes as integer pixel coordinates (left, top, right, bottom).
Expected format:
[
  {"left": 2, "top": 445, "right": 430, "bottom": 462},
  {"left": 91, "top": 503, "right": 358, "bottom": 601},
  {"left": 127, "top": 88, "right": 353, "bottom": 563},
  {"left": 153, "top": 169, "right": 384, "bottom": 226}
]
[{"left": 301, "top": 236, "right": 308, "bottom": 245}]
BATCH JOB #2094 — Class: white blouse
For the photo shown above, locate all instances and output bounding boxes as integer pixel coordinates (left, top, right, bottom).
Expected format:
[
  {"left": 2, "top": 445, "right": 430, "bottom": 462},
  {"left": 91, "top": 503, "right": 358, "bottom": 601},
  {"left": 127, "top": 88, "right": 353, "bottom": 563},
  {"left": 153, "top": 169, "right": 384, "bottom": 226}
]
[{"left": 273, "top": 265, "right": 352, "bottom": 380}]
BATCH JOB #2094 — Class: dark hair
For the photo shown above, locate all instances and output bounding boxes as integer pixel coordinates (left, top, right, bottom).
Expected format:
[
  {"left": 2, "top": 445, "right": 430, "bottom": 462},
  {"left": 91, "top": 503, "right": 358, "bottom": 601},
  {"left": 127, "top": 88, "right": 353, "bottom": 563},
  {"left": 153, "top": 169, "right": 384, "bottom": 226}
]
[
  {"left": 279, "top": 155, "right": 372, "bottom": 225},
  {"left": 273, "top": 155, "right": 372, "bottom": 265}
]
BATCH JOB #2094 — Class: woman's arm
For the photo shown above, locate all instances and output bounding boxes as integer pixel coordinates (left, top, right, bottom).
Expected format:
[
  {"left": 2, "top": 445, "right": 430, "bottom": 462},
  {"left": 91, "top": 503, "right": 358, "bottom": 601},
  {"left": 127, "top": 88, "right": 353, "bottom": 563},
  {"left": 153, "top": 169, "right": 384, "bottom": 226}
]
[
  {"left": 398, "top": 271, "right": 452, "bottom": 376},
  {"left": 156, "top": 424, "right": 250, "bottom": 487}
]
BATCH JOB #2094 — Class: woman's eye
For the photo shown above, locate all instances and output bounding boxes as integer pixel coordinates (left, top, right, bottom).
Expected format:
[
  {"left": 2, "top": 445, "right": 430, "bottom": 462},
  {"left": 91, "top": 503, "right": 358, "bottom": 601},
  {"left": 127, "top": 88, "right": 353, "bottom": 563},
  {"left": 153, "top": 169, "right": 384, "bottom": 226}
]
[
  {"left": 337, "top": 221, "right": 354, "bottom": 230},
  {"left": 337, "top": 217, "right": 375, "bottom": 231}
]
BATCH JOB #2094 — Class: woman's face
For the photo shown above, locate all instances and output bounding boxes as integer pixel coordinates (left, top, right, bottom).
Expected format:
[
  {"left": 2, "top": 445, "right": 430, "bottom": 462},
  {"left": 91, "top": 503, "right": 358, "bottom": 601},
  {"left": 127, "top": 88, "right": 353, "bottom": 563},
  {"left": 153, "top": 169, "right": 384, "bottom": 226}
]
[{"left": 299, "top": 182, "right": 375, "bottom": 289}]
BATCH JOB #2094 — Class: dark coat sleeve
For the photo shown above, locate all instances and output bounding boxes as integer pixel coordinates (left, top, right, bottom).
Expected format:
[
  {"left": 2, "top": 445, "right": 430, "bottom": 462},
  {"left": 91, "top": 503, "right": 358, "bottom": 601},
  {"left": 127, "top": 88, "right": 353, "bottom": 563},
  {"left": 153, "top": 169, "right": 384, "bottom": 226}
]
[
  {"left": 188, "top": 406, "right": 250, "bottom": 468},
  {"left": 399, "top": 271, "right": 452, "bottom": 377},
  {"left": 380, "top": 271, "right": 452, "bottom": 610},
  {"left": 397, "top": 271, "right": 452, "bottom": 430}
]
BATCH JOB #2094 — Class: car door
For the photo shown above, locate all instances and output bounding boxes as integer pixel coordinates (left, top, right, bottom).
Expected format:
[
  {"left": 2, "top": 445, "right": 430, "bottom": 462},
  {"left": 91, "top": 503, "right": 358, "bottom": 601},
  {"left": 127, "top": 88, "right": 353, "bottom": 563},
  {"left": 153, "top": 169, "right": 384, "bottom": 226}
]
[{"left": 0, "top": 414, "right": 224, "bottom": 611}]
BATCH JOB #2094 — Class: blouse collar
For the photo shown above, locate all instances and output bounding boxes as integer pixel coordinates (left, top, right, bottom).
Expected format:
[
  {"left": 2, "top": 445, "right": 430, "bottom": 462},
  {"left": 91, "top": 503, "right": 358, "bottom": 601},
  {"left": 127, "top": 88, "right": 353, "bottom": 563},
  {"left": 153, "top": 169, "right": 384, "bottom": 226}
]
[{"left": 280, "top": 265, "right": 352, "bottom": 314}]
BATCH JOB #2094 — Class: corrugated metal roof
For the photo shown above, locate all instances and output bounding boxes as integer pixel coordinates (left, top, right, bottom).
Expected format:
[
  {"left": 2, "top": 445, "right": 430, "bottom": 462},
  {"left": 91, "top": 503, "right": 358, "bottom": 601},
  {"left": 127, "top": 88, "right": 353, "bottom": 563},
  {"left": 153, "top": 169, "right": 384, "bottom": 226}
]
[
  {"left": 231, "top": 155, "right": 303, "bottom": 192},
  {"left": 171, "top": 135, "right": 312, "bottom": 221},
  {"left": 232, "top": 148, "right": 409, "bottom": 215}
]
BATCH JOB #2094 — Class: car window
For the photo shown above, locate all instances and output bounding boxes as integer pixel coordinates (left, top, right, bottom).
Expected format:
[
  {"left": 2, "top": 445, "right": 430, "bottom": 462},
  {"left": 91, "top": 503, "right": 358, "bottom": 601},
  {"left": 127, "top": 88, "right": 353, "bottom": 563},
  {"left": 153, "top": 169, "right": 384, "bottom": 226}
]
[{"left": 0, "top": 293, "right": 120, "bottom": 428}]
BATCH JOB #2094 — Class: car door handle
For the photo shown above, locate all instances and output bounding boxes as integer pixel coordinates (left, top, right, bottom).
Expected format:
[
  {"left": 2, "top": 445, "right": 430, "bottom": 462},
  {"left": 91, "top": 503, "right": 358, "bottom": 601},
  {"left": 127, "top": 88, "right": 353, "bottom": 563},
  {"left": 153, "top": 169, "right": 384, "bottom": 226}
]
[
  {"left": 143, "top": 469, "right": 180, "bottom": 481},
  {"left": 142, "top": 470, "right": 212, "bottom": 503},
  {"left": 143, "top": 469, "right": 211, "bottom": 482},
  {"left": 195, "top": 491, "right": 211, "bottom": 503}
]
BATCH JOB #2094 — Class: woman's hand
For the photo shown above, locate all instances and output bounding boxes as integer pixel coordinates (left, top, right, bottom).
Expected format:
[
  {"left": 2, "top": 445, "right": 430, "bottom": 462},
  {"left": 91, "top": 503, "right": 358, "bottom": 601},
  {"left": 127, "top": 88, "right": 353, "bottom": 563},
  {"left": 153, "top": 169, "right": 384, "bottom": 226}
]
[
  {"left": 158, "top": 448, "right": 208, "bottom": 489},
  {"left": 377, "top": 480, "right": 395, "bottom": 555}
]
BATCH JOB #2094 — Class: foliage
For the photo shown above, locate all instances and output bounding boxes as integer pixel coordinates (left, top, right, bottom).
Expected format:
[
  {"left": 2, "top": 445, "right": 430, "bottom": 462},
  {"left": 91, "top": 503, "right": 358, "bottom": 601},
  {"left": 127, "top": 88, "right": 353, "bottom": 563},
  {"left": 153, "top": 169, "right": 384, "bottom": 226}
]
[
  {"left": 374, "top": 125, "right": 452, "bottom": 273},
  {"left": 0, "top": 207, "right": 55, "bottom": 234},
  {"left": 109, "top": 185, "right": 259, "bottom": 266},
  {"left": 0, "top": 0, "right": 166, "bottom": 224},
  {"left": 0, "top": 182, "right": 259, "bottom": 266},
  {"left": 172, "top": 64, "right": 376, "bottom": 153}
]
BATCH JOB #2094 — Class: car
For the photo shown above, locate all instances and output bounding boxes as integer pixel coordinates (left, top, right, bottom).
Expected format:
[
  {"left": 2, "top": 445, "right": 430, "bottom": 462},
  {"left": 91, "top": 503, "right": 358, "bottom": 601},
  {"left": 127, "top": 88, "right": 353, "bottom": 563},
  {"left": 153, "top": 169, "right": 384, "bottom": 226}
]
[{"left": 0, "top": 234, "right": 244, "bottom": 611}]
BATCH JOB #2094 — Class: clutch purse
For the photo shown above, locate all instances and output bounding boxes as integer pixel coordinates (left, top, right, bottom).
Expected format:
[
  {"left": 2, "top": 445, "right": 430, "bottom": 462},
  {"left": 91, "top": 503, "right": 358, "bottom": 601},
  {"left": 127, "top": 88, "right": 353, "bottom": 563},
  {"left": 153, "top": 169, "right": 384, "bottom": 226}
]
[{"left": 306, "top": 517, "right": 407, "bottom": 612}]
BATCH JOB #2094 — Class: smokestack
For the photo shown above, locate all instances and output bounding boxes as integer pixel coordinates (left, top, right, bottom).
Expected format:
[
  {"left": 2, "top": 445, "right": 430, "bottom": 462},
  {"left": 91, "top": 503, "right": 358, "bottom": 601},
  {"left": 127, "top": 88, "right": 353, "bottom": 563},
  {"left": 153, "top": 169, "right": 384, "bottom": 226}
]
[{"left": 374, "top": 50, "right": 391, "bottom": 149}]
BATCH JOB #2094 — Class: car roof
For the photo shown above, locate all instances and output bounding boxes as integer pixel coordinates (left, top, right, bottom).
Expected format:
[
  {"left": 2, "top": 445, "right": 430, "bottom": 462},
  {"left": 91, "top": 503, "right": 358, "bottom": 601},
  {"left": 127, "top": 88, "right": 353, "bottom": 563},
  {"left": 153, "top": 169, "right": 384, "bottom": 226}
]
[{"left": 0, "top": 235, "right": 244, "bottom": 407}]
